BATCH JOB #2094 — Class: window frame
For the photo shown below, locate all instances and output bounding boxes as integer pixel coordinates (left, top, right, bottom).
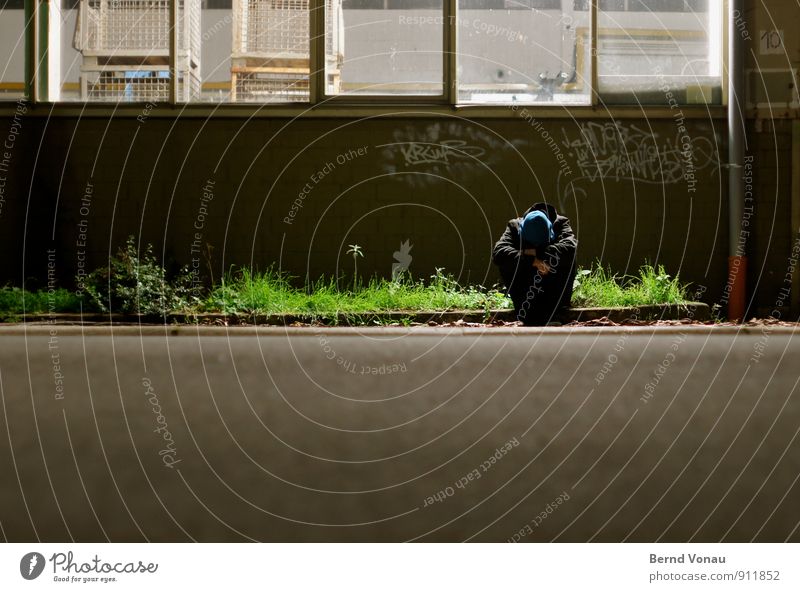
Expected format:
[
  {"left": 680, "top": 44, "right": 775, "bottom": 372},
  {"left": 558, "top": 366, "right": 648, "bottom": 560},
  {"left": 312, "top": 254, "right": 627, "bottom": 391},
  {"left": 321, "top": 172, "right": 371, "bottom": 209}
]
[{"left": 1, "top": 0, "right": 728, "bottom": 115}]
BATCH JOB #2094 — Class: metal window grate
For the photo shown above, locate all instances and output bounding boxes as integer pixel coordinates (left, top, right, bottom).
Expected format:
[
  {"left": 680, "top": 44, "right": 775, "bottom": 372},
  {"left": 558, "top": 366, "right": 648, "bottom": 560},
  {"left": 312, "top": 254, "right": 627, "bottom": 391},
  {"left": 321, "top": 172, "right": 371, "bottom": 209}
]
[
  {"left": 83, "top": 68, "right": 201, "bottom": 101},
  {"left": 74, "top": 0, "right": 202, "bottom": 101},
  {"left": 236, "top": 0, "right": 309, "bottom": 56},
  {"left": 75, "top": 0, "right": 193, "bottom": 53},
  {"left": 231, "top": 0, "right": 342, "bottom": 101},
  {"left": 233, "top": 0, "right": 340, "bottom": 57},
  {"left": 234, "top": 71, "right": 310, "bottom": 101}
]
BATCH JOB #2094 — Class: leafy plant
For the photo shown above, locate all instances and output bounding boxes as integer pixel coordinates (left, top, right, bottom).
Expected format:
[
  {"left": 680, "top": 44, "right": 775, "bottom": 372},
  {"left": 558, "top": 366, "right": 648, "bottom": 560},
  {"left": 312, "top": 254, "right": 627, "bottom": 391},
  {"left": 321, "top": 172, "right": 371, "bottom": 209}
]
[
  {"left": 80, "top": 236, "right": 196, "bottom": 315},
  {"left": 346, "top": 244, "right": 364, "bottom": 292}
]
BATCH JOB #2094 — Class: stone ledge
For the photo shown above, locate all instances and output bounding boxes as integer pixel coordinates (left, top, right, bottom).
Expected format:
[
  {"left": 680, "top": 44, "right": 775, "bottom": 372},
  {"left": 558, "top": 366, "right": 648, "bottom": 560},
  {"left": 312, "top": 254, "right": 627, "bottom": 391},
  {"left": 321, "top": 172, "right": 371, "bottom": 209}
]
[
  {"left": 2, "top": 302, "right": 710, "bottom": 325},
  {"left": 563, "top": 302, "right": 710, "bottom": 323}
]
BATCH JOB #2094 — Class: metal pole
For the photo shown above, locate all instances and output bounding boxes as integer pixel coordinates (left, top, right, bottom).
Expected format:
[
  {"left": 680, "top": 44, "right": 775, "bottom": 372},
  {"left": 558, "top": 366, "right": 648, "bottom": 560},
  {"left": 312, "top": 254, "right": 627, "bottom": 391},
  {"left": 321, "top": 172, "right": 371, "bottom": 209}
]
[
  {"left": 309, "top": 0, "right": 324, "bottom": 103},
  {"left": 170, "top": 0, "right": 178, "bottom": 103},
  {"left": 792, "top": 121, "right": 800, "bottom": 320},
  {"left": 727, "top": 0, "right": 747, "bottom": 321},
  {"left": 590, "top": 0, "right": 598, "bottom": 105},
  {"left": 445, "top": 0, "right": 457, "bottom": 104}
]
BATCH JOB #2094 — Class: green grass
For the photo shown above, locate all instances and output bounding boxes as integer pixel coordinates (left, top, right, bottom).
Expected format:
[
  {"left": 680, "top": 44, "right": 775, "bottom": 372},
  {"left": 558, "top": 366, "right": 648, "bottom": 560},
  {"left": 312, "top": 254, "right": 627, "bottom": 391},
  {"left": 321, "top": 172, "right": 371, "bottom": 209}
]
[
  {"left": 0, "top": 263, "right": 692, "bottom": 320},
  {"left": 0, "top": 286, "right": 85, "bottom": 317},
  {"left": 571, "top": 263, "right": 689, "bottom": 308},
  {"left": 202, "top": 268, "right": 512, "bottom": 319}
]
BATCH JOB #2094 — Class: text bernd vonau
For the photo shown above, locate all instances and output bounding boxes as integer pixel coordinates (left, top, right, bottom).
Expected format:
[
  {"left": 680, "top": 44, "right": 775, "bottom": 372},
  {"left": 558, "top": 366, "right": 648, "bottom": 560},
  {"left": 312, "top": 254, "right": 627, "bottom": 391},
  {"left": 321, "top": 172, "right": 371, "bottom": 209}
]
[{"left": 650, "top": 553, "right": 726, "bottom": 564}]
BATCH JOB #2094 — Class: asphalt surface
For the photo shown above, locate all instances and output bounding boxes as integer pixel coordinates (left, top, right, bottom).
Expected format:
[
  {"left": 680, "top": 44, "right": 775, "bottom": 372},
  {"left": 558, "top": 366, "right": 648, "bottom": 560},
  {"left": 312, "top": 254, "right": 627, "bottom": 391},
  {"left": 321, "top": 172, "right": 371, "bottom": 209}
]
[{"left": 0, "top": 325, "right": 798, "bottom": 542}]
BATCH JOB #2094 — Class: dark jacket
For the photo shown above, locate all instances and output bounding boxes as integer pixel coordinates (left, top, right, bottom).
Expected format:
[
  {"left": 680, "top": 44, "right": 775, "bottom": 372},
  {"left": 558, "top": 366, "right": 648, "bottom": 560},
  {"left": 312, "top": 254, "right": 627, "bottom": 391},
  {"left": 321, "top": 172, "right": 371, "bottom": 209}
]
[{"left": 493, "top": 202, "right": 578, "bottom": 312}]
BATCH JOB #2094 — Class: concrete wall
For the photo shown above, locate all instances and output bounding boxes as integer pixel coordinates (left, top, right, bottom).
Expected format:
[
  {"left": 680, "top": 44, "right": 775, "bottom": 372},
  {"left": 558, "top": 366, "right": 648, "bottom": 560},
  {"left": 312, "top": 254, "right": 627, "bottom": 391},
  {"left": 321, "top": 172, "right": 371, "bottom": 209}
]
[
  {"left": 0, "top": 113, "right": 733, "bottom": 304},
  {"left": 746, "top": 118, "right": 796, "bottom": 317}
]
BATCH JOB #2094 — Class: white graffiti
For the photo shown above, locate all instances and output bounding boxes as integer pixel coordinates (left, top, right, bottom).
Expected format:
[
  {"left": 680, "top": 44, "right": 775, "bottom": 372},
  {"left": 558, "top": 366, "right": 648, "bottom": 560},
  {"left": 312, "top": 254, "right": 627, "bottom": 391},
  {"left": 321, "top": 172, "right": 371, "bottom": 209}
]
[
  {"left": 556, "top": 121, "right": 721, "bottom": 209},
  {"left": 399, "top": 140, "right": 486, "bottom": 167},
  {"left": 561, "top": 121, "right": 720, "bottom": 185},
  {"left": 391, "top": 239, "right": 413, "bottom": 280},
  {"left": 380, "top": 122, "right": 527, "bottom": 187}
]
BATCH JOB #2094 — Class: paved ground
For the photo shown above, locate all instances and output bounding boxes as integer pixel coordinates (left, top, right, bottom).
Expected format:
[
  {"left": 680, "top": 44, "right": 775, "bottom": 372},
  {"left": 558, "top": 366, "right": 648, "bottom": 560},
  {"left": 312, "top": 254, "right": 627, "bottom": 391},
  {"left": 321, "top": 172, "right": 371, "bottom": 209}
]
[{"left": 0, "top": 325, "right": 798, "bottom": 542}]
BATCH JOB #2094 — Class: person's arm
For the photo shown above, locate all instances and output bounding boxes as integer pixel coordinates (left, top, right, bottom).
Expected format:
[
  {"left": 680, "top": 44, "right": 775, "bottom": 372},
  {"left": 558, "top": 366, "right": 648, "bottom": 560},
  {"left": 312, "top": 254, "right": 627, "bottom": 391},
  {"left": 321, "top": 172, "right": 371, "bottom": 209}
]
[
  {"left": 493, "top": 223, "right": 528, "bottom": 284},
  {"left": 492, "top": 223, "right": 521, "bottom": 267},
  {"left": 540, "top": 218, "right": 577, "bottom": 274}
]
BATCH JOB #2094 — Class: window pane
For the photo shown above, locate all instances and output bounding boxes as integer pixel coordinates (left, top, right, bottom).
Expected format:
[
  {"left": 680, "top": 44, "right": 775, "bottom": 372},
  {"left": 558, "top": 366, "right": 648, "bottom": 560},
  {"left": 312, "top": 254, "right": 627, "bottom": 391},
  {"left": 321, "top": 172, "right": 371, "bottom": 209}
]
[
  {"left": 180, "top": 0, "right": 313, "bottom": 104},
  {"left": 0, "top": 0, "right": 27, "bottom": 100},
  {"left": 194, "top": 0, "right": 233, "bottom": 102},
  {"left": 228, "top": 0, "right": 310, "bottom": 102},
  {"left": 597, "top": 0, "right": 722, "bottom": 103},
  {"left": 325, "top": 0, "right": 443, "bottom": 96},
  {"left": 456, "top": 1, "right": 591, "bottom": 104},
  {"left": 57, "top": 0, "right": 201, "bottom": 102}
]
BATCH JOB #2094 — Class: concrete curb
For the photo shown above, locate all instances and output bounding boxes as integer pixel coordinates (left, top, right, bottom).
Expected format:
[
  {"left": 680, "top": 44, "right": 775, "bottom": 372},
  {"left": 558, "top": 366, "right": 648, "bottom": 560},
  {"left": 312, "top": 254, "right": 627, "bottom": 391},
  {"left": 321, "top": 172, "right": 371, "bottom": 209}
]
[
  {"left": 1, "top": 324, "right": 797, "bottom": 338},
  {"left": 563, "top": 302, "right": 711, "bottom": 323},
  {"left": 2, "top": 301, "right": 709, "bottom": 326}
]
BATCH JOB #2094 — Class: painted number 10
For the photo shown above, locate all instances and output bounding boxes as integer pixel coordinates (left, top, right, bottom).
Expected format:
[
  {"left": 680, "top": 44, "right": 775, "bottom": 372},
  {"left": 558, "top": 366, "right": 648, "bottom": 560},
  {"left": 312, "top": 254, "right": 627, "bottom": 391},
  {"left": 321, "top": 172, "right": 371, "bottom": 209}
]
[{"left": 759, "top": 30, "right": 784, "bottom": 55}]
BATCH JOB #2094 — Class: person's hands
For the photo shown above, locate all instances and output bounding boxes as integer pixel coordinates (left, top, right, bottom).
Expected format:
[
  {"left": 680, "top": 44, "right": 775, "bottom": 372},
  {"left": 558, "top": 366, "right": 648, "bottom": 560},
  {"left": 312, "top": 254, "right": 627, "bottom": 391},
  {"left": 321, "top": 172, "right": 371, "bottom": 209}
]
[
  {"left": 533, "top": 259, "right": 551, "bottom": 275},
  {"left": 522, "top": 248, "right": 537, "bottom": 257}
]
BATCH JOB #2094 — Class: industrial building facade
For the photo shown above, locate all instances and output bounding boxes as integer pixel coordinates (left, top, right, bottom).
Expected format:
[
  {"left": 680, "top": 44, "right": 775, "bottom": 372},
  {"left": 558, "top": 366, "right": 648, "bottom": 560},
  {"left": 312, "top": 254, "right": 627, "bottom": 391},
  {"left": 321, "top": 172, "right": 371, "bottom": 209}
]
[{"left": 0, "top": 0, "right": 797, "bottom": 318}]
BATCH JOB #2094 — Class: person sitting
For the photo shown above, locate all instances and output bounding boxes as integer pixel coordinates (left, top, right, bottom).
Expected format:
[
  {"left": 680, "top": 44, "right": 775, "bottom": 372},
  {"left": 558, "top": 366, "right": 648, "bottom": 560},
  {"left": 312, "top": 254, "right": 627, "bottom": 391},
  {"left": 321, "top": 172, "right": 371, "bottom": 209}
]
[{"left": 492, "top": 202, "right": 578, "bottom": 326}]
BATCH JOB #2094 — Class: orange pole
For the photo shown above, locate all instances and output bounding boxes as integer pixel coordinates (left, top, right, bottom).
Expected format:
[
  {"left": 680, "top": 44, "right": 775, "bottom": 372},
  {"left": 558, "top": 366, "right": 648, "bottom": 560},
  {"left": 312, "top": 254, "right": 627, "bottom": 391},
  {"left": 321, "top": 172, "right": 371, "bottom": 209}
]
[{"left": 728, "top": 255, "right": 747, "bottom": 321}]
